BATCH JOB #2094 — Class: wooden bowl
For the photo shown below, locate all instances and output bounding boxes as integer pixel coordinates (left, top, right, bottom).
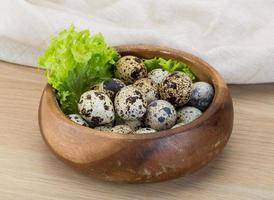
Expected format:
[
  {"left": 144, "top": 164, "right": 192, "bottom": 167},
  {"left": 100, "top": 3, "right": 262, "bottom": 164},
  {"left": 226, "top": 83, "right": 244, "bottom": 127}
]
[{"left": 38, "top": 45, "right": 233, "bottom": 183}]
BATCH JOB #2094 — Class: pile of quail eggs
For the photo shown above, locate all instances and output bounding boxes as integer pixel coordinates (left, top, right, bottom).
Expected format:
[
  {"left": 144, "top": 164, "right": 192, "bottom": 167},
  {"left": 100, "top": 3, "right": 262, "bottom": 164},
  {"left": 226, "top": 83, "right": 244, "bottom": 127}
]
[{"left": 67, "top": 55, "right": 214, "bottom": 134}]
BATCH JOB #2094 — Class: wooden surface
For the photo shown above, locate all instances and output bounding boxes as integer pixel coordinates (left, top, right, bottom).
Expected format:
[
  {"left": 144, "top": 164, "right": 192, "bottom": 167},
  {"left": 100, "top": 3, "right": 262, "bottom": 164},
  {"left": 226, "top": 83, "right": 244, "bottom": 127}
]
[{"left": 0, "top": 60, "right": 274, "bottom": 199}]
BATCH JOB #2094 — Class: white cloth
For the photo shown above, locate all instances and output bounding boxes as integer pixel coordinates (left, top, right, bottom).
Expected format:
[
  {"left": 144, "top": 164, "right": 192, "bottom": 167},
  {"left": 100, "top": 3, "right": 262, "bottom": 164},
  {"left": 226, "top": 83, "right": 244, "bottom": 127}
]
[{"left": 0, "top": 0, "right": 274, "bottom": 84}]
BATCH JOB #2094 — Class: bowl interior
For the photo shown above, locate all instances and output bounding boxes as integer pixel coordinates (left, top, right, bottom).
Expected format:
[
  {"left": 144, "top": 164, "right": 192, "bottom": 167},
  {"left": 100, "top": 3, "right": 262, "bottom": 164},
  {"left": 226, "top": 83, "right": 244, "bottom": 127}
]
[{"left": 49, "top": 44, "right": 226, "bottom": 140}]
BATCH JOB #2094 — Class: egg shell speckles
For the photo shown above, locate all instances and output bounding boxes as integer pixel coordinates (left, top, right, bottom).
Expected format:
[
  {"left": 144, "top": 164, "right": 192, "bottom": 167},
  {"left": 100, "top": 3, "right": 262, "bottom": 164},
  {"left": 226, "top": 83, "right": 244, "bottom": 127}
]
[
  {"left": 135, "top": 128, "right": 157, "bottom": 134},
  {"left": 133, "top": 78, "right": 159, "bottom": 104},
  {"left": 159, "top": 71, "right": 193, "bottom": 107},
  {"left": 145, "top": 100, "right": 177, "bottom": 131},
  {"left": 115, "top": 56, "right": 147, "bottom": 84},
  {"left": 189, "top": 81, "right": 214, "bottom": 111},
  {"left": 115, "top": 118, "right": 143, "bottom": 131},
  {"left": 110, "top": 125, "right": 133, "bottom": 134},
  {"left": 148, "top": 68, "right": 169, "bottom": 85},
  {"left": 67, "top": 114, "right": 89, "bottom": 127},
  {"left": 78, "top": 90, "right": 115, "bottom": 126},
  {"left": 114, "top": 86, "right": 147, "bottom": 120},
  {"left": 94, "top": 125, "right": 112, "bottom": 132},
  {"left": 177, "top": 106, "right": 202, "bottom": 124},
  {"left": 99, "top": 78, "right": 126, "bottom": 99}
]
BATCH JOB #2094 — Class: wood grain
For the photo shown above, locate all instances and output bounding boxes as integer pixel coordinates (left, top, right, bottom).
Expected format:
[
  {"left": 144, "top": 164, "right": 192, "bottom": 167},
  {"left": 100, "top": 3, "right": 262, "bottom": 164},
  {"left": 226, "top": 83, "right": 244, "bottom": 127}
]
[{"left": 0, "top": 61, "right": 274, "bottom": 199}]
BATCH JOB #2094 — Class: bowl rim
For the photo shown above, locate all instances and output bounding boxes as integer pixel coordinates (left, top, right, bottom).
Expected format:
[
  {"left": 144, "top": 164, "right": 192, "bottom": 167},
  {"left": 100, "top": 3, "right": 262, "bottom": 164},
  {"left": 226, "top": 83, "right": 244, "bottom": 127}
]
[{"left": 42, "top": 44, "right": 227, "bottom": 141}]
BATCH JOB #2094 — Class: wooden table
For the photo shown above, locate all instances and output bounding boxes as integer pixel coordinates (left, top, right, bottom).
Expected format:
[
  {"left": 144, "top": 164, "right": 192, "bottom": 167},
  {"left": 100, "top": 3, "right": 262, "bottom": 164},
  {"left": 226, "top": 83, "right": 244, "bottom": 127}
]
[{"left": 0, "top": 61, "right": 273, "bottom": 200}]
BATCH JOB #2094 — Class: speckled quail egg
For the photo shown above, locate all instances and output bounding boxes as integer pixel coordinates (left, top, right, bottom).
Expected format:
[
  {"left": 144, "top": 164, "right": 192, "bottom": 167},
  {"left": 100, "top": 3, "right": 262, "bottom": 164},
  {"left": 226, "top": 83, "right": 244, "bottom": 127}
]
[
  {"left": 133, "top": 78, "right": 159, "bottom": 104},
  {"left": 114, "top": 86, "right": 147, "bottom": 120},
  {"left": 145, "top": 100, "right": 177, "bottom": 131},
  {"left": 171, "top": 122, "right": 185, "bottom": 129},
  {"left": 115, "top": 117, "right": 143, "bottom": 131},
  {"left": 98, "top": 78, "right": 126, "bottom": 99},
  {"left": 115, "top": 56, "right": 147, "bottom": 84},
  {"left": 78, "top": 90, "right": 115, "bottom": 126},
  {"left": 189, "top": 81, "right": 214, "bottom": 111},
  {"left": 94, "top": 125, "right": 112, "bottom": 132},
  {"left": 177, "top": 106, "right": 202, "bottom": 124},
  {"left": 67, "top": 114, "right": 89, "bottom": 127},
  {"left": 110, "top": 125, "right": 133, "bottom": 134},
  {"left": 148, "top": 68, "right": 169, "bottom": 85},
  {"left": 135, "top": 128, "right": 157, "bottom": 134},
  {"left": 159, "top": 71, "right": 193, "bottom": 107}
]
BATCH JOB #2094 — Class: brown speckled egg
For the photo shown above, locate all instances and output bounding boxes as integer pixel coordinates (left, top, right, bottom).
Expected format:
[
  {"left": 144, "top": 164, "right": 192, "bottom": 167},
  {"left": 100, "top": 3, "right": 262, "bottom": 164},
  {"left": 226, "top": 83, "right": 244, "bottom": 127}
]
[
  {"left": 159, "top": 71, "right": 193, "bottom": 107},
  {"left": 133, "top": 78, "right": 159, "bottom": 104},
  {"left": 135, "top": 128, "right": 157, "bottom": 134},
  {"left": 78, "top": 90, "right": 115, "bottom": 126},
  {"left": 114, "top": 86, "right": 147, "bottom": 120},
  {"left": 99, "top": 78, "right": 126, "bottom": 99},
  {"left": 115, "top": 56, "right": 147, "bottom": 84},
  {"left": 110, "top": 125, "right": 133, "bottom": 134},
  {"left": 67, "top": 114, "right": 89, "bottom": 127}
]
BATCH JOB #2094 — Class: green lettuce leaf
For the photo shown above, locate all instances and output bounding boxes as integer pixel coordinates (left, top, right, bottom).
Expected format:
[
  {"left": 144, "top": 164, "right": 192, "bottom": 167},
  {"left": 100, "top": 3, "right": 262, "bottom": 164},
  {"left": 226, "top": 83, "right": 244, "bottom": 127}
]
[
  {"left": 144, "top": 57, "right": 196, "bottom": 81},
  {"left": 38, "top": 25, "right": 119, "bottom": 114}
]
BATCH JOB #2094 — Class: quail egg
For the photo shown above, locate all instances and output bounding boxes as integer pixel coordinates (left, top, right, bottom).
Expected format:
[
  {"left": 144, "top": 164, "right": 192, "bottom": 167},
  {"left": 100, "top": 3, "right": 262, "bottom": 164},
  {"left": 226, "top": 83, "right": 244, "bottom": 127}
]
[
  {"left": 135, "top": 128, "right": 157, "bottom": 134},
  {"left": 99, "top": 78, "right": 126, "bottom": 99},
  {"left": 177, "top": 106, "right": 202, "bottom": 124},
  {"left": 189, "top": 81, "right": 214, "bottom": 111},
  {"left": 148, "top": 68, "right": 169, "bottom": 85},
  {"left": 67, "top": 114, "right": 89, "bottom": 127},
  {"left": 159, "top": 71, "right": 193, "bottom": 107},
  {"left": 115, "top": 117, "right": 143, "bottom": 131},
  {"left": 110, "top": 125, "right": 133, "bottom": 134},
  {"left": 114, "top": 86, "right": 147, "bottom": 120},
  {"left": 145, "top": 100, "right": 177, "bottom": 131},
  {"left": 115, "top": 56, "right": 147, "bottom": 84},
  {"left": 171, "top": 122, "right": 185, "bottom": 129},
  {"left": 133, "top": 78, "right": 159, "bottom": 104},
  {"left": 94, "top": 125, "right": 112, "bottom": 132},
  {"left": 78, "top": 90, "right": 115, "bottom": 126}
]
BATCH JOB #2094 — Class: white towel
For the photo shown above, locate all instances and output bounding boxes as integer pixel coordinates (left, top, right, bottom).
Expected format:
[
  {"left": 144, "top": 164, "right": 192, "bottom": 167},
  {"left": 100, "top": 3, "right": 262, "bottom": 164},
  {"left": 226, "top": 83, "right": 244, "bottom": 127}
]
[{"left": 0, "top": 0, "right": 273, "bottom": 84}]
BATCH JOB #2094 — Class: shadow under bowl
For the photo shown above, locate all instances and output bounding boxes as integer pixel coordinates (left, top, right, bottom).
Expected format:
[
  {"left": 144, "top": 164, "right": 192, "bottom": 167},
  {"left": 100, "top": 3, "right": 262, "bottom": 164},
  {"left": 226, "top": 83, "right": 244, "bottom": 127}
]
[{"left": 38, "top": 44, "right": 234, "bottom": 183}]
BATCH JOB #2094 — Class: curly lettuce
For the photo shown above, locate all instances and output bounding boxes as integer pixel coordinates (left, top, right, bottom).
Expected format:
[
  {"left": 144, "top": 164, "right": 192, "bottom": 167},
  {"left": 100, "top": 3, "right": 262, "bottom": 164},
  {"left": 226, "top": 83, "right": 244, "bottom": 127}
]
[
  {"left": 144, "top": 57, "right": 196, "bottom": 81},
  {"left": 38, "top": 25, "right": 119, "bottom": 114}
]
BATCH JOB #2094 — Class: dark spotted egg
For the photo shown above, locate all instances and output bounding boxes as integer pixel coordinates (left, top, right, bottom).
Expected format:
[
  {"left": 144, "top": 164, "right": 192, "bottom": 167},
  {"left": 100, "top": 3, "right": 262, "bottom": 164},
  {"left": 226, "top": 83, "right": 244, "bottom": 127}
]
[
  {"left": 99, "top": 78, "right": 126, "bottom": 99},
  {"left": 115, "top": 56, "right": 147, "bottom": 84},
  {"left": 189, "top": 82, "right": 214, "bottom": 111},
  {"left": 159, "top": 71, "right": 193, "bottom": 107},
  {"left": 67, "top": 114, "right": 89, "bottom": 127},
  {"left": 78, "top": 90, "right": 115, "bottom": 126},
  {"left": 145, "top": 100, "right": 177, "bottom": 131},
  {"left": 114, "top": 86, "right": 147, "bottom": 120},
  {"left": 177, "top": 106, "right": 202, "bottom": 124}
]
